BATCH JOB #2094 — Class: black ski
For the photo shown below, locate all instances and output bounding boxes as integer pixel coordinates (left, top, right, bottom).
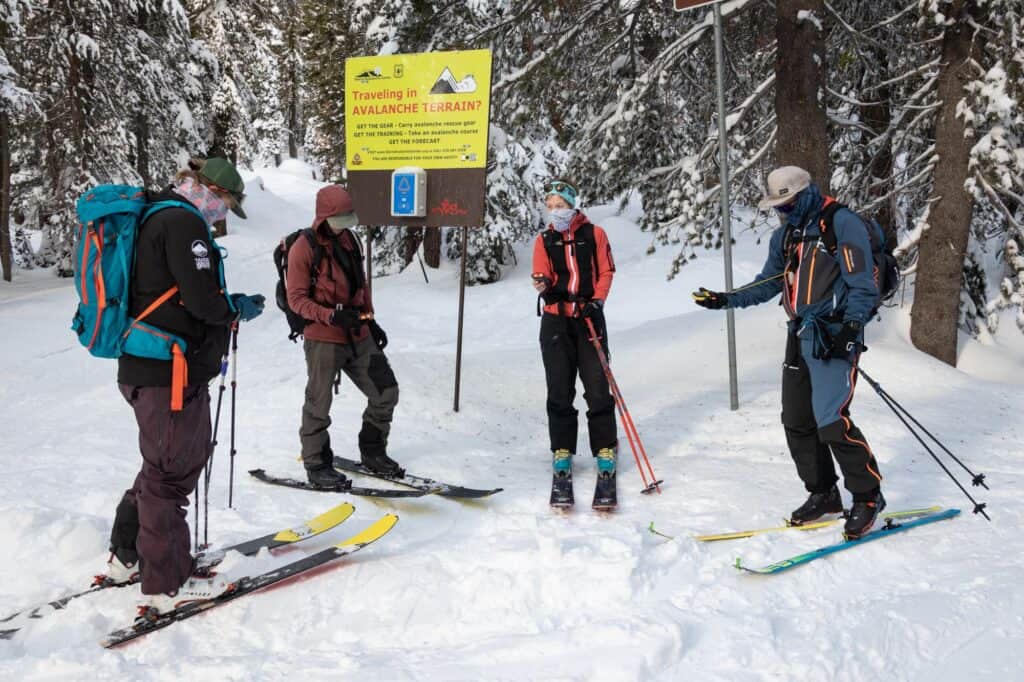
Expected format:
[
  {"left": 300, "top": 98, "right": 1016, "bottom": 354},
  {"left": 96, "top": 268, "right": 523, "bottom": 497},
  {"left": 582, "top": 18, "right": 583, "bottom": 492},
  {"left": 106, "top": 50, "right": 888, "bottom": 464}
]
[
  {"left": 550, "top": 471, "right": 574, "bottom": 508},
  {"left": 332, "top": 456, "right": 503, "bottom": 499},
  {"left": 101, "top": 514, "right": 398, "bottom": 648},
  {"left": 0, "top": 502, "right": 356, "bottom": 640},
  {"left": 592, "top": 472, "right": 618, "bottom": 511},
  {"left": 248, "top": 469, "right": 434, "bottom": 498}
]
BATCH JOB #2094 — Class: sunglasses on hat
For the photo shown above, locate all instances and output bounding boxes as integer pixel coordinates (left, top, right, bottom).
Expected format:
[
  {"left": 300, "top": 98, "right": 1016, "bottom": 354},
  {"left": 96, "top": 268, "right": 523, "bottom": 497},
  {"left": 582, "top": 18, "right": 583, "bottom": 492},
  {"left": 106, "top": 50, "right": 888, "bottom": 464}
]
[{"left": 544, "top": 180, "right": 578, "bottom": 199}]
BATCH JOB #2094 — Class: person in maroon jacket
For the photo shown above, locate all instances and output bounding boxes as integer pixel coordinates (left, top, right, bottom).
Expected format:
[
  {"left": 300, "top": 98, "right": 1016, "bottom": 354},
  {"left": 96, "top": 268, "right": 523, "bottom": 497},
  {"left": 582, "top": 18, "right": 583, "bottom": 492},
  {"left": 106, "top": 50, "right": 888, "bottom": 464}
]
[{"left": 286, "top": 184, "right": 401, "bottom": 486}]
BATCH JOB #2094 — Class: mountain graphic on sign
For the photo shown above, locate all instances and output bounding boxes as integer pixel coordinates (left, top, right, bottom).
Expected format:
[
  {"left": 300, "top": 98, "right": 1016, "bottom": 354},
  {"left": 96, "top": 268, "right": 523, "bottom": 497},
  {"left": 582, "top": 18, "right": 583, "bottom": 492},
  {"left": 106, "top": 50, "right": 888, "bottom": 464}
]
[{"left": 430, "top": 68, "right": 477, "bottom": 94}]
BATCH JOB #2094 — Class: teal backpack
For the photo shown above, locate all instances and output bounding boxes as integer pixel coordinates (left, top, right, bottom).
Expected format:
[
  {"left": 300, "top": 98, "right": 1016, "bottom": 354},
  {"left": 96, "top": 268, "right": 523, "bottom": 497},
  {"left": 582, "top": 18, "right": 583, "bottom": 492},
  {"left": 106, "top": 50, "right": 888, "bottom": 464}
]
[{"left": 70, "top": 185, "right": 230, "bottom": 408}]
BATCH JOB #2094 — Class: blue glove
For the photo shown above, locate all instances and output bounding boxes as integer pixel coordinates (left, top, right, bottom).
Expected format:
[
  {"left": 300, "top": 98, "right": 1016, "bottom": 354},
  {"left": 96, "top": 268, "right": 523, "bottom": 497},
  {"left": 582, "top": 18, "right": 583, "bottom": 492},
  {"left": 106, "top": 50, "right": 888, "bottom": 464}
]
[{"left": 231, "top": 293, "right": 265, "bottom": 322}]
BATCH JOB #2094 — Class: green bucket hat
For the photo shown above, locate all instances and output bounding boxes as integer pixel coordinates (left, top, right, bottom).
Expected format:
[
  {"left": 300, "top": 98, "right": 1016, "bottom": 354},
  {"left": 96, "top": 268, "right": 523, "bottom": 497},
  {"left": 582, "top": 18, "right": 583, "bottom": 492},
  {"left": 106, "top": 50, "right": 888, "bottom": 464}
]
[{"left": 198, "top": 157, "right": 247, "bottom": 219}]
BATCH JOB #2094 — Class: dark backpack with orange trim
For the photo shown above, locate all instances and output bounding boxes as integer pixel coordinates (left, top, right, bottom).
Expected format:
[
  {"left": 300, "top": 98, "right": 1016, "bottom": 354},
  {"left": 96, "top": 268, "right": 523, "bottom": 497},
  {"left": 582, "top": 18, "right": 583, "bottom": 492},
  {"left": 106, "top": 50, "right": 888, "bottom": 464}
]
[{"left": 819, "top": 199, "right": 900, "bottom": 315}]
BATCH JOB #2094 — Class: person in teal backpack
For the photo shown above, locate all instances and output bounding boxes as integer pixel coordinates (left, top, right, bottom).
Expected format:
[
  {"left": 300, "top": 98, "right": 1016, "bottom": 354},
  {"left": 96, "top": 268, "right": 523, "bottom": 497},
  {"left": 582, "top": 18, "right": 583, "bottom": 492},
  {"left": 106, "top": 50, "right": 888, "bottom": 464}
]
[
  {"left": 692, "top": 166, "right": 885, "bottom": 539},
  {"left": 98, "top": 158, "right": 265, "bottom": 615}
]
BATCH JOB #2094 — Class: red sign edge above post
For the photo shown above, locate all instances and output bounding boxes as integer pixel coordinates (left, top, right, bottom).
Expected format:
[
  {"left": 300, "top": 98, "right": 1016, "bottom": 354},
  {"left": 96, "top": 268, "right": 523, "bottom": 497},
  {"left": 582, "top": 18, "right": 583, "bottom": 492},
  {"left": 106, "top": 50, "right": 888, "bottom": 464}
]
[{"left": 674, "top": 0, "right": 721, "bottom": 11}]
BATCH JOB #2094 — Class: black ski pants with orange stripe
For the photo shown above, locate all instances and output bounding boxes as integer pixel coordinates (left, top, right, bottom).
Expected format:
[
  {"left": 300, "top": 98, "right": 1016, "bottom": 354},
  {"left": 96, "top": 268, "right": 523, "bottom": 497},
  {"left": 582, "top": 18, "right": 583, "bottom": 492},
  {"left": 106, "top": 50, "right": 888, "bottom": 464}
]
[{"left": 781, "top": 331, "right": 882, "bottom": 501}]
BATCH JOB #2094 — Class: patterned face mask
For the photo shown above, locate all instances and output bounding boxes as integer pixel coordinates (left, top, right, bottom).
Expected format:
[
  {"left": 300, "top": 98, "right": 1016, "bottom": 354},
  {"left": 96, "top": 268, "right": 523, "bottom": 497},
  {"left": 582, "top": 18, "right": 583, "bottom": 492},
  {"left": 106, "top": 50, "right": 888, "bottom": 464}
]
[
  {"left": 547, "top": 207, "right": 576, "bottom": 232},
  {"left": 175, "top": 176, "right": 229, "bottom": 226}
]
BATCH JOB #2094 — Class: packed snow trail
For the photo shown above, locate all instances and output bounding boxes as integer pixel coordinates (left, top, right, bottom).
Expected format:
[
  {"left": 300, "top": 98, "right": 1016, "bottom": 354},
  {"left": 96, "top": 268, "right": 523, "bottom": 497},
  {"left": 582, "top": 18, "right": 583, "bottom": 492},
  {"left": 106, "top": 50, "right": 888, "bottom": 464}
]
[{"left": 0, "top": 161, "right": 1021, "bottom": 680}]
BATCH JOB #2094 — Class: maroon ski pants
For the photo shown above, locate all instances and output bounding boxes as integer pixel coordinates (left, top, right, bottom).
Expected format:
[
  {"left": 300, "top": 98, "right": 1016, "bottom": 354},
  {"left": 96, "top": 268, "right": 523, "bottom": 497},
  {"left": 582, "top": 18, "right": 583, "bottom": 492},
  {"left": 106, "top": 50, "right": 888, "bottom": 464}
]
[{"left": 111, "top": 384, "right": 211, "bottom": 595}]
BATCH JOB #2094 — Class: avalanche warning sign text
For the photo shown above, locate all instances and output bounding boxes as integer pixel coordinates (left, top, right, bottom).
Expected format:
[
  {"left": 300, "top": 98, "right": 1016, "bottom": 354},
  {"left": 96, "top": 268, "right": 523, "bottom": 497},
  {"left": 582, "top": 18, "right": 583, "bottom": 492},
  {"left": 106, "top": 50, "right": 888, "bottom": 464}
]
[{"left": 345, "top": 50, "right": 492, "bottom": 170}]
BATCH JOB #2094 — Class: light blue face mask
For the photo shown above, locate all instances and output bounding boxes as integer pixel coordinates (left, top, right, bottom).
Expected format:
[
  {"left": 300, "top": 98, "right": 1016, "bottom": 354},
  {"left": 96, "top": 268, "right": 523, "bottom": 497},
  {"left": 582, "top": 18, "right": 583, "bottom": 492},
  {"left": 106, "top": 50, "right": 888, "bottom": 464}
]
[{"left": 547, "top": 208, "right": 576, "bottom": 232}]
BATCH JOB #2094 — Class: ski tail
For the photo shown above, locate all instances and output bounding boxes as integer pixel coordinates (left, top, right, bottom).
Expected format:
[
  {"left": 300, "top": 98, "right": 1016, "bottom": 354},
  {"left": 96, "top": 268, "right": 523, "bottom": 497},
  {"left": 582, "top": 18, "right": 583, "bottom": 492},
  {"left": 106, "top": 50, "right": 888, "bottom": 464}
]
[
  {"left": 100, "top": 514, "right": 399, "bottom": 648},
  {"left": 2, "top": 502, "right": 357, "bottom": 639}
]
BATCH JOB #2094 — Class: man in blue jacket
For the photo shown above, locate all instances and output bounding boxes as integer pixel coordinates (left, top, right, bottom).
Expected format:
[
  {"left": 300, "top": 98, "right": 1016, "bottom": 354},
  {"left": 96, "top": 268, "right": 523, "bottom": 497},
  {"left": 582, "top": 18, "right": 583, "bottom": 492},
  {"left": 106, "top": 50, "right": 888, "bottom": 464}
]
[{"left": 693, "top": 166, "right": 884, "bottom": 539}]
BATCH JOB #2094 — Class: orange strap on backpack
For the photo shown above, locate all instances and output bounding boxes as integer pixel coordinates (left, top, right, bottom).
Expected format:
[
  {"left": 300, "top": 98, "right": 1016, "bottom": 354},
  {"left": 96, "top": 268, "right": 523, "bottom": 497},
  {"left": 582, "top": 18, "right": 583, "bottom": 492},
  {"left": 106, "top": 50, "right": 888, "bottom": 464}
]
[
  {"left": 819, "top": 196, "right": 837, "bottom": 232},
  {"left": 123, "top": 285, "right": 189, "bottom": 411},
  {"left": 170, "top": 343, "right": 188, "bottom": 411}
]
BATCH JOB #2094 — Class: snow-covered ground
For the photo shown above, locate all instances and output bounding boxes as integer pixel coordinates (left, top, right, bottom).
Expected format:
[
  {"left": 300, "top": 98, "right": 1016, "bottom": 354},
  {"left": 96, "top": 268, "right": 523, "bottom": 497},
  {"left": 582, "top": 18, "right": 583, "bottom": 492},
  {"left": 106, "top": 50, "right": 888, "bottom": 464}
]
[{"left": 1, "top": 162, "right": 1021, "bottom": 680}]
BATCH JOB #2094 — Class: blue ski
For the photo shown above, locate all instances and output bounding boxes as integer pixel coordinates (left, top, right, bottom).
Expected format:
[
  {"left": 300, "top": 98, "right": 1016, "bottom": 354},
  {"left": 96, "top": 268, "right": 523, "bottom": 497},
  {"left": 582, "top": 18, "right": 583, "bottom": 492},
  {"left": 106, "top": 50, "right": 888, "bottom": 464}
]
[{"left": 735, "top": 508, "right": 961, "bottom": 575}]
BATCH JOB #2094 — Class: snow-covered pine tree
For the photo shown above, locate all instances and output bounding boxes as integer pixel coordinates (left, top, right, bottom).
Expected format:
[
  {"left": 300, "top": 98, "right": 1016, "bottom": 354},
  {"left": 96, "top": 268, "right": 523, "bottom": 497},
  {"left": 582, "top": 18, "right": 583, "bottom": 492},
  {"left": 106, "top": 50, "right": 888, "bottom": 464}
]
[
  {"left": 962, "top": 2, "right": 1024, "bottom": 333},
  {"left": 436, "top": 0, "right": 619, "bottom": 284},
  {"left": 275, "top": 0, "right": 304, "bottom": 160},
  {"left": 1, "top": 0, "right": 35, "bottom": 281},
  {"left": 300, "top": 0, "right": 367, "bottom": 181},
  {"left": 10, "top": 0, "right": 141, "bottom": 275},
  {"left": 572, "top": 0, "right": 775, "bottom": 278},
  {"left": 187, "top": 0, "right": 286, "bottom": 166},
  {"left": 118, "top": 1, "right": 210, "bottom": 188}
]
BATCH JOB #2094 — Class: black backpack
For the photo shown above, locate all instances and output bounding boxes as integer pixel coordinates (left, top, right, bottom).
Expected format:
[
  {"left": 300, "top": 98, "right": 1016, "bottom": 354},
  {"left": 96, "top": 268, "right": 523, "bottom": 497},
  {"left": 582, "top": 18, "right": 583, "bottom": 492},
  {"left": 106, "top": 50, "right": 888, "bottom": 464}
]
[
  {"left": 819, "top": 199, "right": 900, "bottom": 315},
  {"left": 273, "top": 228, "right": 366, "bottom": 342},
  {"left": 273, "top": 229, "right": 325, "bottom": 342}
]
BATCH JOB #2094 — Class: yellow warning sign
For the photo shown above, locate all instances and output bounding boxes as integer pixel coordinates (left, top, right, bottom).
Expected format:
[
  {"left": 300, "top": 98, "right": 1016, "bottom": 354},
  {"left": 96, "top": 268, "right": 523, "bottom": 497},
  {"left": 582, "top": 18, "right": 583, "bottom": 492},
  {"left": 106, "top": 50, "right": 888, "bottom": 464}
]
[{"left": 345, "top": 49, "right": 492, "bottom": 171}]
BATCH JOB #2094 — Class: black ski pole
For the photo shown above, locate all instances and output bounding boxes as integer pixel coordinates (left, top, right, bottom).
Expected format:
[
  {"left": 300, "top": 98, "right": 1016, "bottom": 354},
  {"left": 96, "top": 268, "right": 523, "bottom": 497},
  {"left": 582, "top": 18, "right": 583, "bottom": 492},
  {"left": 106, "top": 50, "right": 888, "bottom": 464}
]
[
  {"left": 857, "top": 367, "right": 988, "bottom": 489},
  {"left": 857, "top": 367, "right": 990, "bottom": 520},
  {"left": 194, "top": 491, "right": 199, "bottom": 552},
  {"left": 204, "top": 346, "right": 230, "bottom": 548},
  {"left": 228, "top": 322, "right": 239, "bottom": 509}
]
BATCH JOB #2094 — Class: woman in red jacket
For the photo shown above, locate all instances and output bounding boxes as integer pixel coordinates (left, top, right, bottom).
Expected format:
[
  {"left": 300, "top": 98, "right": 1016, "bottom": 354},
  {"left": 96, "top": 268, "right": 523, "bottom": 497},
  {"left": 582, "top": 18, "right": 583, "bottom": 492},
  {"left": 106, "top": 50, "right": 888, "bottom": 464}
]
[{"left": 532, "top": 179, "right": 617, "bottom": 499}]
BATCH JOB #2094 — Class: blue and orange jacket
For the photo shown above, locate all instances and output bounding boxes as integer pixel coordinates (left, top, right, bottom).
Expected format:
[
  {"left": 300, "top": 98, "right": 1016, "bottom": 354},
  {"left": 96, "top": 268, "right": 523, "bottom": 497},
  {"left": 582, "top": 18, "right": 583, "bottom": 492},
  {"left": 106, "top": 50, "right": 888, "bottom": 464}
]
[
  {"left": 728, "top": 184, "right": 878, "bottom": 326},
  {"left": 532, "top": 211, "right": 615, "bottom": 317}
]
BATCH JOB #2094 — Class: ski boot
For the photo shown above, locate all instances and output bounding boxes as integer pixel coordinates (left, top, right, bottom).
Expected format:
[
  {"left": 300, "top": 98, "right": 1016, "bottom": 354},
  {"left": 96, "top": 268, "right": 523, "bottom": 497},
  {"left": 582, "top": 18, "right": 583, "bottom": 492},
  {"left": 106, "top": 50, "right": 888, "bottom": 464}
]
[
  {"left": 592, "top": 447, "right": 618, "bottom": 511},
  {"left": 306, "top": 464, "right": 349, "bottom": 488},
  {"left": 97, "top": 550, "right": 140, "bottom": 587},
  {"left": 359, "top": 423, "right": 404, "bottom": 477},
  {"left": 844, "top": 490, "right": 886, "bottom": 540},
  {"left": 789, "top": 485, "right": 843, "bottom": 526},
  {"left": 360, "top": 450, "right": 405, "bottom": 478},
  {"left": 137, "top": 573, "right": 234, "bottom": 621},
  {"left": 550, "top": 449, "right": 574, "bottom": 507}
]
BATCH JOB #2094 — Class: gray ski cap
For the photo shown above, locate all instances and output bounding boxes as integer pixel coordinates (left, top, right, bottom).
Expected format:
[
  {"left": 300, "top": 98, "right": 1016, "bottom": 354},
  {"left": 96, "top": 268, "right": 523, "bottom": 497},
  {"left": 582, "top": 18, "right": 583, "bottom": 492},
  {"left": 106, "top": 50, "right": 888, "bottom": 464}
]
[{"left": 758, "top": 166, "right": 811, "bottom": 209}]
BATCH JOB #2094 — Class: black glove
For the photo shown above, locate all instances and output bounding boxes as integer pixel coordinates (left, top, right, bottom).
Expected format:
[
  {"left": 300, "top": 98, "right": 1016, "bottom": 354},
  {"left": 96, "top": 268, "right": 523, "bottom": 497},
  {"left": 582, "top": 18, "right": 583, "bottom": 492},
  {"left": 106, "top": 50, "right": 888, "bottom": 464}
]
[
  {"left": 329, "top": 307, "right": 364, "bottom": 331},
  {"left": 368, "top": 320, "right": 388, "bottom": 351},
  {"left": 828, "top": 320, "right": 863, "bottom": 360},
  {"left": 692, "top": 287, "right": 729, "bottom": 310},
  {"left": 580, "top": 299, "right": 603, "bottom": 318}
]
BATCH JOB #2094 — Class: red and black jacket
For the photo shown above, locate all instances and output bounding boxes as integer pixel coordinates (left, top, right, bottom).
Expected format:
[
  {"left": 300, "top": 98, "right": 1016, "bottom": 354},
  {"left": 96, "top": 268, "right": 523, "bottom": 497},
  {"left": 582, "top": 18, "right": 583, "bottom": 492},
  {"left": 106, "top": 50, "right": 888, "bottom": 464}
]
[{"left": 532, "top": 211, "right": 615, "bottom": 317}]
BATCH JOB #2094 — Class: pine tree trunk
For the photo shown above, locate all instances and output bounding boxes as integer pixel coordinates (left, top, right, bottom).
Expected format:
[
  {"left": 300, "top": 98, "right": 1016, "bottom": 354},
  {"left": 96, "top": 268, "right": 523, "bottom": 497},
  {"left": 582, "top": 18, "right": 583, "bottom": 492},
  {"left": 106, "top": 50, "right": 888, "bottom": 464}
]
[
  {"left": 910, "top": 1, "right": 977, "bottom": 366},
  {"left": 774, "top": 0, "right": 830, "bottom": 192},
  {"left": 403, "top": 227, "right": 423, "bottom": 266},
  {"left": 423, "top": 226, "right": 441, "bottom": 268},
  {"left": 135, "top": 8, "right": 150, "bottom": 186},
  {"left": 136, "top": 113, "right": 150, "bottom": 187},
  {"left": 1, "top": 111, "right": 12, "bottom": 282},
  {"left": 862, "top": 52, "right": 894, "bottom": 232}
]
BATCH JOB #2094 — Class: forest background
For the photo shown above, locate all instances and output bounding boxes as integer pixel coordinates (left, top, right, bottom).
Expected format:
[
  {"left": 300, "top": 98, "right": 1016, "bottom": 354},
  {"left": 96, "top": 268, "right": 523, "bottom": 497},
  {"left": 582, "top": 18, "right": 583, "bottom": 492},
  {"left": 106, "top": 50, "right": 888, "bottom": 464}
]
[{"left": 1, "top": 0, "right": 1021, "bottom": 366}]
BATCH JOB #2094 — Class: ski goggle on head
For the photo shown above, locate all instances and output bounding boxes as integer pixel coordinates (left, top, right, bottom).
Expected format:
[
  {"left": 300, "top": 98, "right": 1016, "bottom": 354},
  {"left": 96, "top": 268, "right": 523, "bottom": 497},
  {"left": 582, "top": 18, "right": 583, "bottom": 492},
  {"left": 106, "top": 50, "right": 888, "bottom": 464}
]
[{"left": 544, "top": 180, "right": 578, "bottom": 208}]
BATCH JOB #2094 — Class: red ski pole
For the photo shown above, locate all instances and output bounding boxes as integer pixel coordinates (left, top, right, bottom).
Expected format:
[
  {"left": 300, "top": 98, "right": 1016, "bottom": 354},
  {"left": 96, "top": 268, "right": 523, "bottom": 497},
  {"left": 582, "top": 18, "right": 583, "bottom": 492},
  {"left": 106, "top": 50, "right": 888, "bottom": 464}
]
[{"left": 584, "top": 317, "right": 662, "bottom": 494}]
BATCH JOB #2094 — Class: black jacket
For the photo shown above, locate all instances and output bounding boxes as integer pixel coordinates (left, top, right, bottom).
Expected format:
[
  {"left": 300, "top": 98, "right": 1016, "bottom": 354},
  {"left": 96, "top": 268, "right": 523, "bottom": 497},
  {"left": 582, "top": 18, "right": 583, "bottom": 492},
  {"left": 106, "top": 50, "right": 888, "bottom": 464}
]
[{"left": 117, "top": 188, "right": 234, "bottom": 387}]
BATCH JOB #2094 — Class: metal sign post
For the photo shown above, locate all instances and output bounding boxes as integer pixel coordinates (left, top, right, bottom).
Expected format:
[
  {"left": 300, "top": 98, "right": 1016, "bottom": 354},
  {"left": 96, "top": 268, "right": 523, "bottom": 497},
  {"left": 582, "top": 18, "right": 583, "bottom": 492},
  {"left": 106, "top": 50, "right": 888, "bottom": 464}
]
[
  {"left": 345, "top": 49, "right": 492, "bottom": 414},
  {"left": 676, "top": 0, "right": 739, "bottom": 410}
]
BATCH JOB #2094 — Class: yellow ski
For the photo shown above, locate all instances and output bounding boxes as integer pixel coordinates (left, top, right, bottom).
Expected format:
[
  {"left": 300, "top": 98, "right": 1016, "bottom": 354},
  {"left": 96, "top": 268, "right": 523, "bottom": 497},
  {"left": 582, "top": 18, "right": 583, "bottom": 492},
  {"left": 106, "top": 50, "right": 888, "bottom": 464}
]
[{"left": 695, "top": 506, "right": 942, "bottom": 542}]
